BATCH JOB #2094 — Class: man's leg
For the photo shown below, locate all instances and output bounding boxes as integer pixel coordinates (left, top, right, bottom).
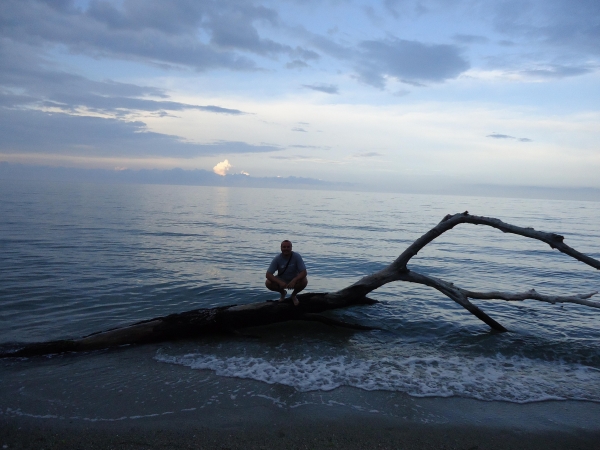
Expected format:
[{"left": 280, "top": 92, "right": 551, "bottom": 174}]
[
  {"left": 290, "top": 277, "right": 308, "bottom": 306},
  {"left": 265, "top": 279, "right": 286, "bottom": 301}
]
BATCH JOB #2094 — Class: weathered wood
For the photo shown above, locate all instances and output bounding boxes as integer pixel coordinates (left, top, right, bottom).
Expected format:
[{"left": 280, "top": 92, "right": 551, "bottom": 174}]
[
  {"left": 2, "top": 212, "right": 599, "bottom": 358},
  {"left": 0, "top": 294, "right": 376, "bottom": 358},
  {"left": 334, "top": 212, "right": 600, "bottom": 330}
]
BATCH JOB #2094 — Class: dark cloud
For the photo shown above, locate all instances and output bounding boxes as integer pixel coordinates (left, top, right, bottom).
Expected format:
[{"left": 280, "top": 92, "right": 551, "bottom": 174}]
[
  {"left": 208, "top": 5, "right": 289, "bottom": 56},
  {"left": 302, "top": 83, "right": 339, "bottom": 94},
  {"left": 0, "top": 0, "right": 323, "bottom": 74},
  {"left": 399, "top": 79, "right": 426, "bottom": 87},
  {"left": 453, "top": 34, "right": 489, "bottom": 44},
  {"left": 0, "top": 109, "right": 279, "bottom": 157},
  {"left": 0, "top": 1, "right": 258, "bottom": 72},
  {"left": 286, "top": 59, "right": 309, "bottom": 69},
  {"left": 488, "top": 133, "right": 515, "bottom": 139},
  {"left": 356, "top": 38, "right": 469, "bottom": 87},
  {"left": 308, "top": 33, "right": 354, "bottom": 60},
  {"left": 291, "top": 127, "right": 307, "bottom": 132},
  {"left": 269, "top": 155, "right": 311, "bottom": 160},
  {"left": 304, "top": 28, "right": 469, "bottom": 88},
  {"left": 490, "top": 0, "right": 600, "bottom": 57},
  {"left": 196, "top": 105, "right": 246, "bottom": 115},
  {"left": 289, "top": 145, "right": 312, "bottom": 148},
  {"left": 352, "top": 152, "right": 383, "bottom": 157},
  {"left": 0, "top": 40, "right": 246, "bottom": 115},
  {"left": 487, "top": 133, "right": 532, "bottom": 142},
  {"left": 498, "top": 40, "right": 516, "bottom": 47}
]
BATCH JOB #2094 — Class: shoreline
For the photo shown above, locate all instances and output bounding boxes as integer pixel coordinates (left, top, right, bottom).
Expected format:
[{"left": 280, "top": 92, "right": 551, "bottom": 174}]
[{"left": 3, "top": 345, "right": 600, "bottom": 449}]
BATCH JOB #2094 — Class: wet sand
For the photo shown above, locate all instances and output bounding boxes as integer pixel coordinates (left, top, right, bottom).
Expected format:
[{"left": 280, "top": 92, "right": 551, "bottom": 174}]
[
  {"left": 3, "top": 347, "right": 600, "bottom": 449},
  {"left": 2, "top": 412, "right": 599, "bottom": 450}
]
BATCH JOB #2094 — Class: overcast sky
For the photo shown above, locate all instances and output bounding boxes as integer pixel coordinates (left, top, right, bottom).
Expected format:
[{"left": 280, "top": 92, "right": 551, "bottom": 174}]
[{"left": 1, "top": 0, "right": 599, "bottom": 191}]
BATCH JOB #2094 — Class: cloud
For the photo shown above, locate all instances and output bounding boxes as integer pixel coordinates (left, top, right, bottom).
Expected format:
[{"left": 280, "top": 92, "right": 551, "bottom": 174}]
[
  {"left": 0, "top": 109, "right": 280, "bottom": 157},
  {"left": 355, "top": 38, "right": 470, "bottom": 88},
  {"left": 213, "top": 159, "right": 232, "bottom": 176},
  {"left": 0, "top": 40, "right": 247, "bottom": 116},
  {"left": 0, "top": 0, "right": 258, "bottom": 72},
  {"left": 286, "top": 60, "right": 309, "bottom": 69},
  {"left": 394, "top": 89, "right": 411, "bottom": 97},
  {"left": 490, "top": 0, "right": 600, "bottom": 58},
  {"left": 288, "top": 145, "right": 330, "bottom": 150},
  {"left": 487, "top": 133, "right": 532, "bottom": 142},
  {"left": 270, "top": 155, "right": 311, "bottom": 160},
  {"left": 498, "top": 40, "right": 516, "bottom": 47},
  {"left": 352, "top": 152, "right": 383, "bottom": 157},
  {"left": 302, "top": 83, "right": 339, "bottom": 94},
  {"left": 0, "top": 0, "right": 324, "bottom": 76},
  {"left": 521, "top": 64, "right": 594, "bottom": 79},
  {"left": 195, "top": 105, "right": 246, "bottom": 115},
  {"left": 453, "top": 34, "right": 489, "bottom": 44},
  {"left": 292, "top": 127, "right": 307, "bottom": 132}
]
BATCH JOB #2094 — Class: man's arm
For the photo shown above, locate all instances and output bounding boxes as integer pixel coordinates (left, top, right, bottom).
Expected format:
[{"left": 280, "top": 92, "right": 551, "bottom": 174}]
[
  {"left": 285, "top": 269, "right": 307, "bottom": 289},
  {"left": 266, "top": 271, "right": 287, "bottom": 289}
]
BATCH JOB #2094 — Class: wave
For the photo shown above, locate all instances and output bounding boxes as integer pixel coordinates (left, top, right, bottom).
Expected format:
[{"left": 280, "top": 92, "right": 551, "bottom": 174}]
[{"left": 155, "top": 351, "right": 600, "bottom": 404}]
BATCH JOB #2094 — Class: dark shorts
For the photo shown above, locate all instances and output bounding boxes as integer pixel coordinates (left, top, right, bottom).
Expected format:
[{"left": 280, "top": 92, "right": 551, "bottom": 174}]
[{"left": 275, "top": 276, "right": 307, "bottom": 289}]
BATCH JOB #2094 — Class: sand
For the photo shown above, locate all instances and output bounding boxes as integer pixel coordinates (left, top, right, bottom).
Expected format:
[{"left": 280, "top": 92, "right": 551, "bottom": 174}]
[
  {"left": 2, "top": 416, "right": 599, "bottom": 450},
  {"left": 2, "top": 399, "right": 600, "bottom": 450}
]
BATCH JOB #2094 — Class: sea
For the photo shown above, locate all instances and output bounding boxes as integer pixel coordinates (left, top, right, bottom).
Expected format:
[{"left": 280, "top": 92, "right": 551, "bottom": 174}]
[{"left": 1, "top": 179, "right": 599, "bottom": 427}]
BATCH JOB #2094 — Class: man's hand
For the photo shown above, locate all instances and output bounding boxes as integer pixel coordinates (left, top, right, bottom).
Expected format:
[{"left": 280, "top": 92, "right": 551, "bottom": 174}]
[{"left": 286, "top": 279, "right": 297, "bottom": 289}]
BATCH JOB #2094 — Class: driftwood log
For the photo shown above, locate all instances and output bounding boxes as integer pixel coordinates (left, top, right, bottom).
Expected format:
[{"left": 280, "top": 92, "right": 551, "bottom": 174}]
[{"left": 2, "top": 212, "right": 599, "bottom": 358}]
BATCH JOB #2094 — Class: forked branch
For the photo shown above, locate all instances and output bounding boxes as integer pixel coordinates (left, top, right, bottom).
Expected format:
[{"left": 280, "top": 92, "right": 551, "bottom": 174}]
[{"left": 334, "top": 211, "right": 600, "bottom": 331}]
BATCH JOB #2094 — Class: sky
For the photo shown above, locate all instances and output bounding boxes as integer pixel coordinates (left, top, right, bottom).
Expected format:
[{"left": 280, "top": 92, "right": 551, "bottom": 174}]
[{"left": 1, "top": 0, "right": 599, "bottom": 193}]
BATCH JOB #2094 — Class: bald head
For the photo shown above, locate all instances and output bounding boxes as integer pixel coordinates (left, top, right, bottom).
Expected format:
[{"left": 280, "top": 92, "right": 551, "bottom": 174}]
[{"left": 281, "top": 240, "right": 292, "bottom": 256}]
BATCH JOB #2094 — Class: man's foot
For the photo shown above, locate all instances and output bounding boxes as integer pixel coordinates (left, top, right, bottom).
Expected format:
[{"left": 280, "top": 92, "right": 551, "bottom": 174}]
[
  {"left": 278, "top": 291, "right": 287, "bottom": 302},
  {"left": 291, "top": 296, "right": 299, "bottom": 306}
]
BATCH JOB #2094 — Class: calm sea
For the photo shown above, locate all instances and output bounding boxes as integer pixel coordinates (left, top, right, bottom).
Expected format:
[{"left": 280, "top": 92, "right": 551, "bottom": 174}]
[{"left": 1, "top": 179, "right": 600, "bottom": 422}]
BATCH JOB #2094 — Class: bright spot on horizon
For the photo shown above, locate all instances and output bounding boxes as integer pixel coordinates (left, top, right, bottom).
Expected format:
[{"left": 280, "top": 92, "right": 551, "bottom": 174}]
[{"left": 213, "top": 159, "right": 232, "bottom": 176}]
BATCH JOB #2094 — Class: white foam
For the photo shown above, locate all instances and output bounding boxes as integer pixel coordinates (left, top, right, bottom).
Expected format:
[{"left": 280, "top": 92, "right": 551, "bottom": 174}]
[{"left": 155, "top": 352, "right": 600, "bottom": 403}]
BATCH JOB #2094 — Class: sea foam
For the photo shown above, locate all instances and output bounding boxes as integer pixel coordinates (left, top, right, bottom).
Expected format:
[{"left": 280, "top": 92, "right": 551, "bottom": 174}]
[{"left": 155, "top": 352, "right": 600, "bottom": 404}]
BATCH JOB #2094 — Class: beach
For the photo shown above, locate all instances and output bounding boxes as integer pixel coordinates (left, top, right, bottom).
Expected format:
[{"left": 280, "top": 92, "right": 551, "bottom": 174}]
[
  {"left": 3, "top": 394, "right": 600, "bottom": 450},
  {"left": 2, "top": 351, "right": 600, "bottom": 450}
]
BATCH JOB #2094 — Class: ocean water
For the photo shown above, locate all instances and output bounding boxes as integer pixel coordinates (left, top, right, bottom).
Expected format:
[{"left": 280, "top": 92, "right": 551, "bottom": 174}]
[{"left": 1, "top": 179, "right": 600, "bottom": 423}]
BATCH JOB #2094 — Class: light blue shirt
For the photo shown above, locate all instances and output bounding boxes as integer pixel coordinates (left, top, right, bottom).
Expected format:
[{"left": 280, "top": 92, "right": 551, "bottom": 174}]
[{"left": 267, "top": 252, "right": 306, "bottom": 282}]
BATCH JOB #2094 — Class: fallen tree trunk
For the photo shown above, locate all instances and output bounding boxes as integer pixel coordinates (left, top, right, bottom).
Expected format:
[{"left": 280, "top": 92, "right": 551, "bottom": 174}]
[
  {"left": 0, "top": 293, "right": 377, "bottom": 357},
  {"left": 2, "top": 212, "right": 599, "bottom": 358}
]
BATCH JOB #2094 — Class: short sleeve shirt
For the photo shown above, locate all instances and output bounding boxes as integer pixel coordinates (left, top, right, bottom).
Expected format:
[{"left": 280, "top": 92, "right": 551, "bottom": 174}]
[{"left": 267, "top": 252, "right": 306, "bottom": 282}]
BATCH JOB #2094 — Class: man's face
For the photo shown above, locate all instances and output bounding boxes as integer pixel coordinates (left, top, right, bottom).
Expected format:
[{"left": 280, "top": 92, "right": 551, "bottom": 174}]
[{"left": 281, "top": 241, "right": 292, "bottom": 256}]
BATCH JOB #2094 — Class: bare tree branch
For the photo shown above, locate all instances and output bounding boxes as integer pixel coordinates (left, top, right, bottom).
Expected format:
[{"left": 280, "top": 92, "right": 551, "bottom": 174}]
[
  {"left": 333, "top": 212, "right": 599, "bottom": 330},
  {"left": 393, "top": 211, "right": 600, "bottom": 271},
  {"left": 464, "top": 289, "right": 600, "bottom": 308}
]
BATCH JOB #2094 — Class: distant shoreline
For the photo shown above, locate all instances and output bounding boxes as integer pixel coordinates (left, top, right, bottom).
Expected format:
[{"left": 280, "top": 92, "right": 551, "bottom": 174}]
[{"left": 2, "top": 162, "right": 599, "bottom": 202}]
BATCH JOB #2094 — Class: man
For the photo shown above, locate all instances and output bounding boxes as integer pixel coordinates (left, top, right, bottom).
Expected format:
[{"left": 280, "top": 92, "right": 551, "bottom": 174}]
[{"left": 266, "top": 240, "right": 308, "bottom": 306}]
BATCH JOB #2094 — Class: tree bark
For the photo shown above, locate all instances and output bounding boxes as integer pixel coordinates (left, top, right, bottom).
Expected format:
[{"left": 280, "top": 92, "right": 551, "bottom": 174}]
[{"left": 2, "top": 212, "right": 599, "bottom": 358}]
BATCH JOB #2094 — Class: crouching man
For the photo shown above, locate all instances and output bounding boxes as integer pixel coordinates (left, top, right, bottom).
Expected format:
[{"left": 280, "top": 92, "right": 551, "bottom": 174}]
[{"left": 265, "top": 240, "right": 308, "bottom": 306}]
